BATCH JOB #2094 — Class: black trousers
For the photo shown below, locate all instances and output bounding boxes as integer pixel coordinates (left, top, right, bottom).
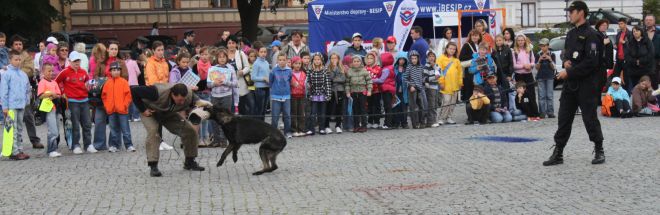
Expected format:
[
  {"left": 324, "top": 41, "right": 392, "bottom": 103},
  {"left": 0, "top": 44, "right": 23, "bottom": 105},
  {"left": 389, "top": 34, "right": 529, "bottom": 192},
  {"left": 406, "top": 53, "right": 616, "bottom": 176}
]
[
  {"left": 466, "top": 105, "right": 489, "bottom": 124},
  {"left": 367, "top": 92, "right": 382, "bottom": 125},
  {"left": 461, "top": 71, "right": 474, "bottom": 101},
  {"left": 554, "top": 86, "right": 604, "bottom": 147},
  {"left": 324, "top": 91, "right": 344, "bottom": 129},
  {"left": 381, "top": 92, "right": 394, "bottom": 127},
  {"left": 611, "top": 99, "right": 631, "bottom": 117},
  {"left": 351, "top": 93, "right": 367, "bottom": 128}
]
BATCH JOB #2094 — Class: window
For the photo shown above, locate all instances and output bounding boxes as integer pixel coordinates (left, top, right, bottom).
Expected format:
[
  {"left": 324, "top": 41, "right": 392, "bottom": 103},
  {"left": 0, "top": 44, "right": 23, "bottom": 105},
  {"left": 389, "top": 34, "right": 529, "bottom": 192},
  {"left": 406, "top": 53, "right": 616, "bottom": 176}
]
[
  {"left": 521, "top": 3, "right": 536, "bottom": 27},
  {"left": 154, "top": 0, "right": 173, "bottom": 9},
  {"left": 211, "top": 0, "right": 232, "bottom": 8},
  {"left": 93, "top": 0, "right": 113, "bottom": 10}
]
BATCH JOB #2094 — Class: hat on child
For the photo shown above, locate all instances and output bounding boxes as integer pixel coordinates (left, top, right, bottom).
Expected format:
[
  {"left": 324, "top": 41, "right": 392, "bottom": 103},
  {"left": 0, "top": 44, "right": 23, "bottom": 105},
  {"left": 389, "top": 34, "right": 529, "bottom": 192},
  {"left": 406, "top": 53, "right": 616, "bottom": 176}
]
[
  {"left": 290, "top": 56, "right": 302, "bottom": 65},
  {"left": 46, "top": 36, "right": 59, "bottom": 45},
  {"left": 611, "top": 77, "right": 621, "bottom": 84},
  {"left": 386, "top": 36, "right": 396, "bottom": 44},
  {"left": 109, "top": 62, "right": 121, "bottom": 70}
]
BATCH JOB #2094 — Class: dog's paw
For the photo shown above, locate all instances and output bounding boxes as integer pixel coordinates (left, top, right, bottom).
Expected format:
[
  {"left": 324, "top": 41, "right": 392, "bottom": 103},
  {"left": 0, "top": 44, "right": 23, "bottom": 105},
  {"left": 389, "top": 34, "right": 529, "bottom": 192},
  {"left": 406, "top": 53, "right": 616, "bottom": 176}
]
[
  {"left": 252, "top": 171, "right": 265, "bottom": 175},
  {"left": 216, "top": 160, "right": 224, "bottom": 167},
  {"left": 232, "top": 154, "right": 238, "bottom": 163}
]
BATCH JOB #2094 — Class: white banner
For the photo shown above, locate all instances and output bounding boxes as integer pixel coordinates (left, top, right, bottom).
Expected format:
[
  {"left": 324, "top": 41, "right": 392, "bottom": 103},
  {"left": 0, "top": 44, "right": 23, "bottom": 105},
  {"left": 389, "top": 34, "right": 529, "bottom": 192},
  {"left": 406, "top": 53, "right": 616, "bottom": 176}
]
[
  {"left": 432, "top": 12, "right": 459, "bottom": 27},
  {"left": 393, "top": 0, "right": 419, "bottom": 52},
  {"left": 489, "top": 10, "right": 503, "bottom": 36}
]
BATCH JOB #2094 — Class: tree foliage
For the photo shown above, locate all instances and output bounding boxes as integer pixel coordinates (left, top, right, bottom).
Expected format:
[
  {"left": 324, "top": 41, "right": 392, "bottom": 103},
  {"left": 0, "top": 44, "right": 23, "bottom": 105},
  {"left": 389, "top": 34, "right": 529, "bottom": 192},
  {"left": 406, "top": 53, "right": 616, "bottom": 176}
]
[
  {"left": 643, "top": 0, "right": 660, "bottom": 23},
  {"left": 0, "top": 0, "right": 72, "bottom": 47}
]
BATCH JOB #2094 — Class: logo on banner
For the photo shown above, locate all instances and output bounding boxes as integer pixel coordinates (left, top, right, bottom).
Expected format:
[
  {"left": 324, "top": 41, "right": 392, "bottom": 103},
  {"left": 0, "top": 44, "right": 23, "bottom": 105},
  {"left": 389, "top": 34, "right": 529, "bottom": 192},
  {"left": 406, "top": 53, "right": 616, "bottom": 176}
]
[
  {"left": 312, "top": 5, "right": 324, "bottom": 20},
  {"left": 489, "top": 12, "right": 496, "bottom": 28},
  {"left": 474, "top": 0, "right": 485, "bottom": 10},
  {"left": 383, "top": 1, "right": 396, "bottom": 17},
  {"left": 400, "top": 10, "right": 416, "bottom": 26}
]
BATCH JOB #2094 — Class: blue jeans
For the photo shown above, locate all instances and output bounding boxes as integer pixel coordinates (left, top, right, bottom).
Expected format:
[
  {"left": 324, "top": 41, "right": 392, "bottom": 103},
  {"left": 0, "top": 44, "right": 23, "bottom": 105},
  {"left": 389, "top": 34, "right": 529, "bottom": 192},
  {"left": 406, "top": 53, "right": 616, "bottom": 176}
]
[
  {"left": 309, "top": 101, "right": 327, "bottom": 131},
  {"left": 490, "top": 110, "right": 512, "bottom": 123},
  {"left": 210, "top": 96, "right": 232, "bottom": 142},
  {"left": 239, "top": 91, "right": 256, "bottom": 116},
  {"left": 68, "top": 101, "right": 92, "bottom": 150},
  {"left": 108, "top": 113, "right": 133, "bottom": 149},
  {"left": 196, "top": 92, "right": 210, "bottom": 140},
  {"left": 93, "top": 106, "right": 108, "bottom": 150},
  {"left": 254, "top": 88, "right": 269, "bottom": 121},
  {"left": 128, "top": 102, "right": 141, "bottom": 120},
  {"left": 511, "top": 109, "right": 527, "bottom": 121},
  {"left": 46, "top": 110, "right": 60, "bottom": 154},
  {"left": 271, "top": 99, "right": 291, "bottom": 134},
  {"left": 537, "top": 78, "right": 555, "bottom": 115},
  {"left": 8, "top": 109, "right": 25, "bottom": 155}
]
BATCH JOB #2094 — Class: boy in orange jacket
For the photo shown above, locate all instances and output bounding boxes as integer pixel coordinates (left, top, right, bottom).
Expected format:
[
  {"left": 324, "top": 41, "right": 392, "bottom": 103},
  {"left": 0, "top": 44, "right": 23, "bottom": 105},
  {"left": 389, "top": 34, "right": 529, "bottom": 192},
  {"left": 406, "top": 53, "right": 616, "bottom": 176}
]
[{"left": 102, "top": 62, "right": 135, "bottom": 152}]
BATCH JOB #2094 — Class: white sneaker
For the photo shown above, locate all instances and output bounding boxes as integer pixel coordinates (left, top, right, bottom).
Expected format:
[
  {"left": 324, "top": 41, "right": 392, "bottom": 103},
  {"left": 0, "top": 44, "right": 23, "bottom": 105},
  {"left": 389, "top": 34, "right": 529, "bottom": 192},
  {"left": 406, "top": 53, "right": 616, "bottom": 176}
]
[
  {"left": 325, "top": 127, "right": 333, "bottom": 134},
  {"left": 73, "top": 147, "right": 83, "bottom": 154},
  {"left": 108, "top": 146, "right": 118, "bottom": 153},
  {"left": 127, "top": 146, "right": 136, "bottom": 152},
  {"left": 133, "top": 118, "right": 141, "bottom": 122},
  {"left": 438, "top": 120, "right": 445, "bottom": 125},
  {"left": 87, "top": 145, "right": 98, "bottom": 153},
  {"left": 447, "top": 119, "right": 456, "bottom": 124},
  {"left": 48, "top": 151, "right": 62, "bottom": 157},
  {"left": 305, "top": 131, "right": 313, "bottom": 135},
  {"left": 159, "top": 141, "right": 173, "bottom": 151},
  {"left": 381, "top": 125, "right": 389, "bottom": 129},
  {"left": 335, "top": 127, "right": 342, "bottom": 134},
  {"left": 431, "top": 123, "right": 440, "bottom": 128},
  {"left": 286, "top": 133, "right": 293, "bottom": 138},
  {"left": 367, "top": 124, "right": 373, "bottom": 129}
]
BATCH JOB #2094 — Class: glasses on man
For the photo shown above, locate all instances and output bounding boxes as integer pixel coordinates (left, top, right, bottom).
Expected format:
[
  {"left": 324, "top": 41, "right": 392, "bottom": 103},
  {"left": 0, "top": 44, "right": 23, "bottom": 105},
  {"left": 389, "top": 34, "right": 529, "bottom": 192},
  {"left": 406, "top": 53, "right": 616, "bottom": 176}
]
[{"left": 60, "top": 49, "right": 69, "bottom": 52}]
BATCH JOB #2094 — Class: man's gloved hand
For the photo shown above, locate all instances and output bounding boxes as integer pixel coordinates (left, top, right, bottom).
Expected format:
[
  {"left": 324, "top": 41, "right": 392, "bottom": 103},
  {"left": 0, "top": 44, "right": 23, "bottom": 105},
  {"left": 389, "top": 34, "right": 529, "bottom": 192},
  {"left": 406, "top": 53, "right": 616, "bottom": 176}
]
[{"left": 194, "top": 100, "right": 213, "bottom": 108}]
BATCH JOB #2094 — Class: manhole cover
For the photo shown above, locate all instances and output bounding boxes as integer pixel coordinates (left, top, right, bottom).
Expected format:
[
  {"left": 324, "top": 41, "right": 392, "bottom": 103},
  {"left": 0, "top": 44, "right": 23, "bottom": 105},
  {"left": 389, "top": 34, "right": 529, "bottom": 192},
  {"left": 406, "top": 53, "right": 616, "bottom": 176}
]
[{"left": 469, "top": 136, "right": 540, "bottom": 143}]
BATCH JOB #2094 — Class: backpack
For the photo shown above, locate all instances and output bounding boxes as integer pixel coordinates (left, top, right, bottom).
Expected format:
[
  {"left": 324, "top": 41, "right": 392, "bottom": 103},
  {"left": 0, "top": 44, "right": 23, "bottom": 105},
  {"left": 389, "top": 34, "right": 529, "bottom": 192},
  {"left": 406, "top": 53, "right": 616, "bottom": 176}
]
[{"left": 601, "top": 94, "right": 614, "bottom": 117}]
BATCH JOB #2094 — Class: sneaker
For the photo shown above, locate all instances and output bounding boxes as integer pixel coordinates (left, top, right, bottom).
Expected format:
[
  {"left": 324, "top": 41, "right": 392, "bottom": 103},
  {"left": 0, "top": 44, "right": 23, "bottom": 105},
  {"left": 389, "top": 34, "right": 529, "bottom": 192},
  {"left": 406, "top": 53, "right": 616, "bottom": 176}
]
[
  {"left": 306, "top": 131, "right": 314, "bottom": 136},
  {"left": 127, "top": 146, "right": 136, "bottom": 152},
  {"left": 319, "top": 130, "right": 326, "bottom": 135},
  {"left": 431, "top": 123, "right": 440, "bottom": 128},
  {"left": 381, "top": 125, "right": 390, "bottom": 130},
  {"left": 447, "top": 119, "right": 456, "bottom": 124},
  {"left": 293, "top": 132, "right": 300, "bottom": 137},
  {"left": 86, "top": 145, "right": 98, "bottom": 153},
  {"left": 286, "top": 133, "right": 293, "bottom": 138},
  {"left": 108, "top": 146, "right": 118, "bottom": 153},
  {"left": 325, "top": 127, "right": 333, "bottom": 134},
  {"left": 335, "top": 127, "right": 342, "bottom": 134},
  {"left": 159, "top": 141, "right": 173, "bottom": 151},
  {"left": 48, "top": 151, "right": 62, "bottom": 158},
  {"left": 438, "top": 120, "right": 445, "bottom": 125},
  {"left": 9, "top": 152, "right": 30, "bottom": 160},
  {"left": 128, "top": 119, "right": 134, "bottom": 122},
  {"left": 73, "top": 147, "right": 83, "bottom": 154},
  {"left": 133, "top": 118, "right": 141, "bottom": 122}
]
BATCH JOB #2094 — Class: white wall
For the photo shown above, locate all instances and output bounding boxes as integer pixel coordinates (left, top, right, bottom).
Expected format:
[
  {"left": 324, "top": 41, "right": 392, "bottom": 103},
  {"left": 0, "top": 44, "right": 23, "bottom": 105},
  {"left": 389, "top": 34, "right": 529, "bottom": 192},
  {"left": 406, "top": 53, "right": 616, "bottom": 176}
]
[{"left": 496, "top": 0, "right": 643, "bottom": 28}]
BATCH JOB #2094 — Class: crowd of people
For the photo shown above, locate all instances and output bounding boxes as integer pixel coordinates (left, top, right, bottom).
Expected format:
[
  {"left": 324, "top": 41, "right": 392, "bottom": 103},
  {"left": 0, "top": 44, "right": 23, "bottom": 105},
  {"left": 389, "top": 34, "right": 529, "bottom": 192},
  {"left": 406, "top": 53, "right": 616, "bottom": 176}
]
[{"left": 0, "top": 14, "right": 659, "bottom": 161}]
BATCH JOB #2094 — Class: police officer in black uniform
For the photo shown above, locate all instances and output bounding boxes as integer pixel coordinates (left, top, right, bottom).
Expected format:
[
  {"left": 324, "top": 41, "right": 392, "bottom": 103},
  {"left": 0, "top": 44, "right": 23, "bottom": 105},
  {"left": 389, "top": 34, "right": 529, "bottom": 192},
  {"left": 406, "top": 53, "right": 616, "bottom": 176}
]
[
  {"left": 544, "top": 0, "right": 605, "bottom": 166},
  {"left": 177, "top": 30, "right": 195, "bottom": 55}
]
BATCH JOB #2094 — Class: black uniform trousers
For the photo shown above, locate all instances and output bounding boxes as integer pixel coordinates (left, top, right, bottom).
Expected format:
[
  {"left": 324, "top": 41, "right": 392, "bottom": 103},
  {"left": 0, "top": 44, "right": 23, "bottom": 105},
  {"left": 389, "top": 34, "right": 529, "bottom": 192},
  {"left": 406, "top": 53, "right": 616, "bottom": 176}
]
[{"left": 554, "top": 84, "right": 604, "bottom": 148}]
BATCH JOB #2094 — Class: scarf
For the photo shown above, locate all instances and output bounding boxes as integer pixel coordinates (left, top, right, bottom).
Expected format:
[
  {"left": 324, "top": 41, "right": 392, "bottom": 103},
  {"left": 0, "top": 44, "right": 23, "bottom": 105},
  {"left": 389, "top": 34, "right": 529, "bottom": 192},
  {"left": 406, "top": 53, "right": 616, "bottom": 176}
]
[{"left": 197, "top": 59, "right": 211, "bottom": 80}]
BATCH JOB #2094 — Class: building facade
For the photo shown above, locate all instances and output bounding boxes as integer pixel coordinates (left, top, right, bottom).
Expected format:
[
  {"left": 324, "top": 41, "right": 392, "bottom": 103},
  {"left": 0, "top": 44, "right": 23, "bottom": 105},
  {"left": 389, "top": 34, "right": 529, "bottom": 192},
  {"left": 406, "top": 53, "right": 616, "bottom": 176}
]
[
  {"left": 52, "top": 0, "right": 310, "bottom": 46},
  {"left": 498, "top": 0, "right": 644, "bottom": 28}
]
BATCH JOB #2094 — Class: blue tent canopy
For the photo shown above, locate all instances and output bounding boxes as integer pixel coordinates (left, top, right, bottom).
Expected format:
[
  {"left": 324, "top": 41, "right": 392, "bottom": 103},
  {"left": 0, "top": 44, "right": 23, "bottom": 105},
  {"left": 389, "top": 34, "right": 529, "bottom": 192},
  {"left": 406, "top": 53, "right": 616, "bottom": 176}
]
[{"left": 308, "top": 0, "right": 493, "bottom": 53}]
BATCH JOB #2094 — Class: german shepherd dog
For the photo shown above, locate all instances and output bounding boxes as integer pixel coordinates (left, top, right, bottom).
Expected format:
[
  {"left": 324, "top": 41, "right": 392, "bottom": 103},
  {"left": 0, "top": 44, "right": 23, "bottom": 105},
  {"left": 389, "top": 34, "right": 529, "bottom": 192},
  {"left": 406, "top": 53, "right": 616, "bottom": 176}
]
[{"left": 206, "top": 107, "right": 287, "bottom": 175}]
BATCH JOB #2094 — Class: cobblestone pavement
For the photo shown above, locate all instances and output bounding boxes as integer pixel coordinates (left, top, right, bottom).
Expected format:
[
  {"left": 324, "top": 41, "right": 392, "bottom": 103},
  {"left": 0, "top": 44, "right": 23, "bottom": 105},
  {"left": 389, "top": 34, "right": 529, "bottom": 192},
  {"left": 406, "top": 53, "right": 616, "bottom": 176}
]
[{"left": 0, "top": 95, "right": 659, "bottom": 214}]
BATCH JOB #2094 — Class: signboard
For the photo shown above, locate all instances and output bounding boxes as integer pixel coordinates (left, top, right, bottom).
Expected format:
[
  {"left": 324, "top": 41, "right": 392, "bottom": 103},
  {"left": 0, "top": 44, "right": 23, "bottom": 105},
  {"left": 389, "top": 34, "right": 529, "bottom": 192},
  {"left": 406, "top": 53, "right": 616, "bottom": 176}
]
[{"left": 432, "top": 12, "right": 459, "bottom": 27}]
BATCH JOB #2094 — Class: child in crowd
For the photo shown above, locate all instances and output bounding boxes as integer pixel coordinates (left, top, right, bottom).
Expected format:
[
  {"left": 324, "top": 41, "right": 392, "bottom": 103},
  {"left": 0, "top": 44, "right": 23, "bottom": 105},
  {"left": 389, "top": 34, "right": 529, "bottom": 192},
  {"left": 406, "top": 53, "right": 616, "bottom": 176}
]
[
  {"left": 437, "top": 42, "right": 463, "bottom": 125},
  {"left": 169, "top": 53, "right": 196, "bottom": 89},
  {"left": 102, "top": 62, "right": 135, "bottom": 152},
  {"left": 365, "top": 52, "right": 383, "bottom": 129},
  {"left": 207, "top": 48, "right": 238, "bottom": 147},
  {"left": 606, "top": 77, "right": 632, "bottom": 117},
  {"left": 632, "top": 76, "right": 659, "bottom": 116},
  {"left": 1, "top": 51, "right": 31, "bottom": 160},
  {"left": 393, "top": 52, "right": 409, "bottom": 129},
  {"left": 405, "top": 50, "right": 428, "bottom": 129},
  {"left": 192, "top": 46, "right": 212, "bottom": 146},
  {"left": 346, "top": 55, "right": 373, "bottom": 132},
  {"left": 0, "top": 32, "right": 7, "bottom": 70},
  {"left": 56, "top": 53, "right": 92, "bottom": 154},
  {"left": 306, "top": 53, "right": 331, "bottom": 134},
  {"left": 269, "top": 53, "right": 293, "bottom": 138},
  {"left": 124, "top": 52, "right": 142, "bottom": 122},
  {"left": 290, "top": 56, "right": 308, "bottom": 137},
  {"left": 301, "top": 51, "right": 312, "bottom": 71},
  {"left": 514, "top": 82, "right": 540, "bottom": 121},
  {"left": 484, "top": 75, "right": 512, "bottom": 123},
  {"left": 422, "top": 51, "right": 439, "bottom": 127},
  {"left": 468, "top": 42, "right": 496, "bottom": 86},
  {"left": 513, "top": 35, "right": 537, "bottom": 115},
  {"left": 270, "top": 41, "right": 282, "bottom": 69},
  {"left": 465, "top": 85, "right": 490, "bottom": 125},
  {"left": 37, "top": 57, "right": 62, "bottom": 157},
  {"left": 252, "top": 46, "right": 272, "bottom": 121},
  {"left": 237, "top": 49, "right": 256, "bottom": 116},
  {"left": 325, "top": 53, "right": 346, "bottom": 133},
  {"left": 377, "top": 52, "right": 396, "bottom": 130},
  {"left": 535, "top": 38, "right": 556, "bottom": 118}
]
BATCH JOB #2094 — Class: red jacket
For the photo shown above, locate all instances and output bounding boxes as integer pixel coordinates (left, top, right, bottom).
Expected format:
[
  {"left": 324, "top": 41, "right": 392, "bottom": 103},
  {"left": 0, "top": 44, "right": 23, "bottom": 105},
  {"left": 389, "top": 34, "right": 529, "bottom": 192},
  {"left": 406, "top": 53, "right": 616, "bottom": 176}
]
[
  {"left": 290, "top": 71, "right": 306, "bottom": 98},
  {"left": 55, "top": 66, "right": 90, "bottom": 101},
  {"left": 101, "top": 77, "right": 132, "bottom": 115},
  {"left": 380, "top": 52, "right": 396, "bottom": 94},
  {"left": 366, "top": 65, "right": 382, "bottom": 93}
]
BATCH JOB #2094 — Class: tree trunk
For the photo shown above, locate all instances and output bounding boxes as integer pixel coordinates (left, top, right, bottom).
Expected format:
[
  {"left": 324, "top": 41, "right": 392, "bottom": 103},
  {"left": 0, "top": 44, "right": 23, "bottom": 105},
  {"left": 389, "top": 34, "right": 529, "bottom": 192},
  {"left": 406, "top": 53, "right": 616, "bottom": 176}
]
[{"left": 237, "top": 0, "right": 263, "bottom": 44}]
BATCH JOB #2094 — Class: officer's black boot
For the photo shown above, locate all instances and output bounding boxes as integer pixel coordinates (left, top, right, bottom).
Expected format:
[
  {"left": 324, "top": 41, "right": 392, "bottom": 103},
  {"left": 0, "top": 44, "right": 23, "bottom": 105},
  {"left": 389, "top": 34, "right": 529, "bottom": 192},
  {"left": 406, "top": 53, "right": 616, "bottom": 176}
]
[
  {"left": 543, "top": 145, "right": 565, "bottom": 166},
  {"left": 148, "top": 162, "right": 162, "bottom": 177},
  {"left": 592, "top": 142, "right": 605, "bottom": 165},
  {"left": 183, "top": 157, "right": 206, "bottom": 171}
]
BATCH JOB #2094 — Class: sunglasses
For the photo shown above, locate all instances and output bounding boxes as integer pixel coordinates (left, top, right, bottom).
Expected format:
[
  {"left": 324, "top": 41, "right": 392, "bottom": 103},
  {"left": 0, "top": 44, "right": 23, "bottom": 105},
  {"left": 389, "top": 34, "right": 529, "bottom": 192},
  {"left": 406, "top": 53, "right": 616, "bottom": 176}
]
[{"left": 60, "top": 49, "right": 69, "bottom": 52}]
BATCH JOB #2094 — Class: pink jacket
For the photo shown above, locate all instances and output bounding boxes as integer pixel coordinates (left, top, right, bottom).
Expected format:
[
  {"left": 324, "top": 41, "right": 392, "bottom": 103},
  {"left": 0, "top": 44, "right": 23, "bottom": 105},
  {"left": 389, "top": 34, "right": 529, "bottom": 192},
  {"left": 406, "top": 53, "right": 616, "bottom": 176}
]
[{"left": 513, "top": 49, "right": 535, "bottom": 74}]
